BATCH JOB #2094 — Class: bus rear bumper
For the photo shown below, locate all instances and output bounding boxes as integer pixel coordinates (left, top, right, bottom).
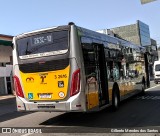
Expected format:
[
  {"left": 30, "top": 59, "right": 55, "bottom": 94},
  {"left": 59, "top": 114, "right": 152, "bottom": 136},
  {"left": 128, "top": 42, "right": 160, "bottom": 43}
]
[{"left": 16, "top": 95, "right": 86, "bottom": 112}]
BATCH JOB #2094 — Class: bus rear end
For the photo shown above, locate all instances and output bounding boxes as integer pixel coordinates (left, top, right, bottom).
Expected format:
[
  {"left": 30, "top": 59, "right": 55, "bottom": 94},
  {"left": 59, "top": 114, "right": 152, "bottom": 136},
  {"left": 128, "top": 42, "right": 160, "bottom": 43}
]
[{"left": 13, "top": 25, "right": 86, "bottom": 112}]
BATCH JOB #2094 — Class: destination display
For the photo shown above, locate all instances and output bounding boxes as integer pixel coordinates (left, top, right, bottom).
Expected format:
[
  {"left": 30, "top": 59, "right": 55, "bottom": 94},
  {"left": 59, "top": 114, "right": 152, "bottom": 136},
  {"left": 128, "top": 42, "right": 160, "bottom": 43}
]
[{"left": 32, "top": 33, "right": 53, "bottom": 46}]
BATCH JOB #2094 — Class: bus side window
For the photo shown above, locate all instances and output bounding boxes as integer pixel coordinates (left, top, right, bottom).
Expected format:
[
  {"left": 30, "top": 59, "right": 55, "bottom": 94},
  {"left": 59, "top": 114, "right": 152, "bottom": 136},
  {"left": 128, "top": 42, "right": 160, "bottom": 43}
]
[
  {"left": 113, "top": 65, "right": 120, "bottom": 80},
  {"left": 107, "top": 66, "right": 110, "bottom": 79}
]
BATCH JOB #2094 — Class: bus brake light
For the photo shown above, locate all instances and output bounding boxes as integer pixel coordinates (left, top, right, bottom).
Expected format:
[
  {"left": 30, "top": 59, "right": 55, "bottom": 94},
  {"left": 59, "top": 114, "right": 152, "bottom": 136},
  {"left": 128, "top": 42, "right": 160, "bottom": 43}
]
[
  {"left": 70, "top": 69, "right": 80, "bottom": 97},
  {"left": 13, "top": 75, "right": 24, "bottom": 98}
]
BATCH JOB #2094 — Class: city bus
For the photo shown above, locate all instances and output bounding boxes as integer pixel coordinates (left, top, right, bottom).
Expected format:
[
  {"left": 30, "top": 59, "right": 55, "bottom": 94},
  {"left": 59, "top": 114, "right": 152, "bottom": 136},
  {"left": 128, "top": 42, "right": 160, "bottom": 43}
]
[{"left": 13, "top": 22, "right": 149, "bottom": 112}]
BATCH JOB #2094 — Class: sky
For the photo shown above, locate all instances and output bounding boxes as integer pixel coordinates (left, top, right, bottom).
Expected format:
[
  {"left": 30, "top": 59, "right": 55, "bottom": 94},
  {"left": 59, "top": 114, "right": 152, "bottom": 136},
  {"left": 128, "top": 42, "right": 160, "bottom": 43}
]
[{"left": 0, "top": 0, "right": 160, "bottom": 45}]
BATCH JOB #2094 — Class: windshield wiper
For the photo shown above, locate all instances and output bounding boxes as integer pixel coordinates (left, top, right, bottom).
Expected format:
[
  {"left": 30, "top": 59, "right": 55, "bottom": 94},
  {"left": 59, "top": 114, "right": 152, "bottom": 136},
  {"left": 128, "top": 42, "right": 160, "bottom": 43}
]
[{"left": 25, "top": 42, "right": 31, "bottom": 55}]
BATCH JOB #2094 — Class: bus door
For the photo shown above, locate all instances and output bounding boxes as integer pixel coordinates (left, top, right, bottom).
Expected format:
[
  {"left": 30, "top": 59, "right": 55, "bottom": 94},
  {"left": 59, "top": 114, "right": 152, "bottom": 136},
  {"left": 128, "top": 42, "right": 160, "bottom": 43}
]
[
  {"left": 94, "top": 44, "right": 109, "bottom": 106},
  {"left": 83, "top": 43, "right": 109, "bottom": 109}
]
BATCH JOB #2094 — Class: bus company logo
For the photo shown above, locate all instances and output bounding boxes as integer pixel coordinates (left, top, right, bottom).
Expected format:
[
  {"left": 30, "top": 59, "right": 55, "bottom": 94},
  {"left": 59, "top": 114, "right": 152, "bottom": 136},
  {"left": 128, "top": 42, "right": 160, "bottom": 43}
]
[
  {"left": 26, "top": 77, "right": 34, "bottom": 83},
  {"left": 39, "top": 74, "right": 47, "bottom": 84},
  {"left": 40, "top": 75, "right": 46, "bottom": 83}
]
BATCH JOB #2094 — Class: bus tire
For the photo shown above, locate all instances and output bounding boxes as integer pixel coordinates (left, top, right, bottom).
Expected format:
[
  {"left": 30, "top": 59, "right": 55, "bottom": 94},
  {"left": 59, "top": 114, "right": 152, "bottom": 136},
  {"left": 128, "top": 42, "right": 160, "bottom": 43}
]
[{"left": 112, "top": 84, "right": 120, "bottom": 111}]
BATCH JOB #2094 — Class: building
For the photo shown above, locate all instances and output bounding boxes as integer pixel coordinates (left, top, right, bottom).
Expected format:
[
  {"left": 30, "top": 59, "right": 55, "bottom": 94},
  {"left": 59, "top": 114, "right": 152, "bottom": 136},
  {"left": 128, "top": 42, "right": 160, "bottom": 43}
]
[
  {"left": 110, "top": 20, "right": 151, "bottom": 47},
  {"left": 0, "top": 34, "right": 13, "bottom": 95},
  {"left": 97, "top": 20, "right": 158, "bottom": 77},
  {"left": 145, "top": 39, "right": 158, "bottom": 75},
  {"left": 150, "top": 39, "right": 158, "bottom": 60}
]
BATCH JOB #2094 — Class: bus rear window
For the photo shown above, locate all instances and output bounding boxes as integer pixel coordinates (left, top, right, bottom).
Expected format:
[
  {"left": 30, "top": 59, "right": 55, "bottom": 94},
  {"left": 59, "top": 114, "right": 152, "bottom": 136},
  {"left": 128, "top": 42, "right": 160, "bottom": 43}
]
[{"left": 17, "top": 30, "right": 69, "bottom": 58}]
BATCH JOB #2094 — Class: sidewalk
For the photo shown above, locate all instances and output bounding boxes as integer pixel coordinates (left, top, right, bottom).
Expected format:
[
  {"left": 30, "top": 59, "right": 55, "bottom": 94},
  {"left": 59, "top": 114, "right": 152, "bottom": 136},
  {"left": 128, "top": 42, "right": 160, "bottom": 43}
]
[
  {"left": 0, "top": 94, "right": 15, "bottom": 100},
  {"left": 150, "top": 80, "right": 158, "bottom": 88}
]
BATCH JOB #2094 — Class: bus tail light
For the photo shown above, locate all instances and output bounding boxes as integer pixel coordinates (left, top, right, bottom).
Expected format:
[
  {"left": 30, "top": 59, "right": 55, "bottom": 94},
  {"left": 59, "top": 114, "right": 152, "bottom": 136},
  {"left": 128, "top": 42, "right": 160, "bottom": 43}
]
[
  {"left": 70, "top": 69, "right": 80, "bottom": 97},
  {"left": 13, "top": 75, "right": 24, "bottom": 98}
]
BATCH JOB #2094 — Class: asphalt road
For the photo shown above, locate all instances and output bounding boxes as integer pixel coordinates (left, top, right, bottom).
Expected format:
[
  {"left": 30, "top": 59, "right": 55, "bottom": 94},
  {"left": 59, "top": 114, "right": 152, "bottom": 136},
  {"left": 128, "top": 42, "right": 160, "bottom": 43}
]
[{"left": 1, "top": 84, "right": 160, "bottom": 136}]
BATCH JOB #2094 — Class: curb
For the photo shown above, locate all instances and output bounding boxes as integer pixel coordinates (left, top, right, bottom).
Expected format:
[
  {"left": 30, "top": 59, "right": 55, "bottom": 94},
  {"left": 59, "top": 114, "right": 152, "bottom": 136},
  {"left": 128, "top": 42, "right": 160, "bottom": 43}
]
[
  {"left": 145, "top": 84, "right": 160, "bottom": 91},
  {"left": 0, "top": 95, "right": 15, "bottom": 100}
]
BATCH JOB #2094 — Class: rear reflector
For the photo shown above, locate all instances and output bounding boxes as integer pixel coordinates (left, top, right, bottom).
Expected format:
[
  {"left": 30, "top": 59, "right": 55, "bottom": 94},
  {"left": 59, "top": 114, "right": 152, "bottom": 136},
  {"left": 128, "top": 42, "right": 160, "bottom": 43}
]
[
  {"left": 70, "top": 69, "right": 80, "bottom": 96},
  {"left": 13, "top": 75, "right": 24, "bottom": 98}
]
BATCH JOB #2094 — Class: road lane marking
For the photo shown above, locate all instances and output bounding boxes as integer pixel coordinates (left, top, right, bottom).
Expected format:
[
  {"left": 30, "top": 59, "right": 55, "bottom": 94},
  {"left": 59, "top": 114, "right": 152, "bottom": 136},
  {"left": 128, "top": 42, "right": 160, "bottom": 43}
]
[{"left": 145, "top": 84, "right": 160, "bottom": 91}]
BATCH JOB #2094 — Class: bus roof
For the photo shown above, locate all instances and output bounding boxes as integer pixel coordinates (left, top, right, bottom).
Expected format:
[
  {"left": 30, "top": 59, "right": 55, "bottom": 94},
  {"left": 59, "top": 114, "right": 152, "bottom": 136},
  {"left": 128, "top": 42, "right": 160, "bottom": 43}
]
[
  {"left": 14, "top": 25, "right": 70, "bottom": 39},
  {"left": 78, "top": 26, "right": 146, "bottom": 53},
  {"left": 13, "top": 23, "right": 146, "bottom": 53}
]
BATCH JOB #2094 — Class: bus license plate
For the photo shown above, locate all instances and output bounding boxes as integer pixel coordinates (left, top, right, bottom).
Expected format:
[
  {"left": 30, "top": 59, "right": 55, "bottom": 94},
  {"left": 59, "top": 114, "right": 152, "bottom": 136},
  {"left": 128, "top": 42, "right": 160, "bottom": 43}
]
[{"left": 39, "top": 94, "right": 52, "bottom": 99}]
